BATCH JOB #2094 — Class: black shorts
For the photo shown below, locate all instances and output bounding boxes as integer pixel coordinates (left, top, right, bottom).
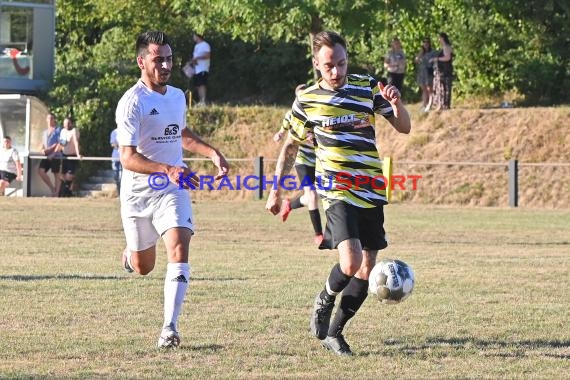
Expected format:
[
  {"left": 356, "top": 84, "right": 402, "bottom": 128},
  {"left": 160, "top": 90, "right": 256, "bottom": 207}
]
[
  {"left": 62, "top": 156, "right": 78, "bottom": 175},
  {"left": 295, "top": 164, "right": 316, "bottom": 185},
  {"left": 39, "top": 158, "right": 61, "bottom": 173},
  {"left": 0, "top": 170, "right": 17, "bottom": 183},
  {"left": 193, "top": 71, "right": 209, "bottom": 86},
  {"left": 320, "top": 200, "right": 388, "bottom": 251}
]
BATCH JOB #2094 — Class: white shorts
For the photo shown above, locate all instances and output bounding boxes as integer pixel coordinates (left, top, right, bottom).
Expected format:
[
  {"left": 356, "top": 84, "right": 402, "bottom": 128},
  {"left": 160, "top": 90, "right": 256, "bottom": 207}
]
[{"left": 121, "top": 189, "right": 194, "bottom": 251}]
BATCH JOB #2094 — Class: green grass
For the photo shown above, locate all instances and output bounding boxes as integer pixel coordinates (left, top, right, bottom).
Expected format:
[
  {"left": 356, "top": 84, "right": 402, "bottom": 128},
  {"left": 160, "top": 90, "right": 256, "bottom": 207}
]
[{"left": 0, "top": 198, "right": 569, "bottom": 379}]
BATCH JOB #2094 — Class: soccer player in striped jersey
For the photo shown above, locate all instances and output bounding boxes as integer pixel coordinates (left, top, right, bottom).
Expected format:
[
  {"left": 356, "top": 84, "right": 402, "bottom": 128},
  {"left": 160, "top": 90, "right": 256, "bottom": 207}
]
[
  {"left": 273, "top": 84, "right": 323, "bottom": 246},
  {"left": 266, "top": 31, "right": 411, "bottom": 356}
]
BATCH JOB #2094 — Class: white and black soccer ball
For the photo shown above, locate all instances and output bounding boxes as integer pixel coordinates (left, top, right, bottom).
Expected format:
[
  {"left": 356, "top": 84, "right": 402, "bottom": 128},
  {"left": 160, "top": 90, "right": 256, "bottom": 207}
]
[{"left": 369, "top": 259, "right": 415, "bottom": 304}]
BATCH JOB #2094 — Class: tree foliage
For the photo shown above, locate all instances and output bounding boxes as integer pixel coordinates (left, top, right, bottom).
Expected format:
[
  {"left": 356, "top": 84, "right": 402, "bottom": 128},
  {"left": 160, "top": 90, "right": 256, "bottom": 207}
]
[{"left": 46, "top": 0, "right": 569, "bottom": 159}]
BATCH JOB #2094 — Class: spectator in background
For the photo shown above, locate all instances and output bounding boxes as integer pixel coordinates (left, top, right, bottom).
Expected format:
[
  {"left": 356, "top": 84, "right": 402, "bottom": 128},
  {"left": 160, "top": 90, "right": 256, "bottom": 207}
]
[
  {"left": 383, "top": 37, "right": 407, "bottom": 93},
  {"left": 110, "top": 127, "right": 122, "bottom": 195},
  {"left": 430, "top": 32, "right": 454, "bottom": 110},
  {"left": 57, "top": 116, "right": 81, "bottom": 197},
  {"left": 0, "top": 136, "right": 23, "bottom": 196},
  {"left": 414, "top": 37, "right": 436, "bottom": 112},
  {"left": 38, "top": 113, "right": 62, "bottom": 196},
  {"left": 191, "top": 33, "right": 211, "bottom": 106}
]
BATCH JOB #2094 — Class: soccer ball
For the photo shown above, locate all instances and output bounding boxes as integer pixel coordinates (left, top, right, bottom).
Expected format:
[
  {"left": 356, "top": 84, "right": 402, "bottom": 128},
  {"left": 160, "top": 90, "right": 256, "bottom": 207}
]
[{"left": 369, "top": 259, "right": 415, "bottom": 304}]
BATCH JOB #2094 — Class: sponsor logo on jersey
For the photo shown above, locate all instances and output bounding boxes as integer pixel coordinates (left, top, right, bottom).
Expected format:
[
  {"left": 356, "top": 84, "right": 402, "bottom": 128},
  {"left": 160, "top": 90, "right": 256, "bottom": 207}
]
[
  {"left": 164, "top": 124, "right": 179, "bottom": 136},
  {"left": 320, "top": 114, "right": 371, "bottom": 130},
  {"left": 150, "top": 108, "right": 159, "bottom": 115}
]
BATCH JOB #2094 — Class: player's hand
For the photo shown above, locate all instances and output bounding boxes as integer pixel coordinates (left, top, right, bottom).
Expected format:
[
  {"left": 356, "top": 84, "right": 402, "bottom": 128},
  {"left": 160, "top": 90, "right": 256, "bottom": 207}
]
[
  {"left": 378, "top": 82, "right": 401, "bottom": 103},
  {"left": 378, "top": 82, "right": 400, "bottom": 117},
  {"left": 210, "top": 150, "right": 229, "bottom": 180},
  {"left": 273, "top": 130, "right": 284, "bottom": 143},
  {"left": 167, "top": 165, "right": 199, "bottom": 189},
  {"left": 265, "top": 190, "right": 281, "bottom": 215}
]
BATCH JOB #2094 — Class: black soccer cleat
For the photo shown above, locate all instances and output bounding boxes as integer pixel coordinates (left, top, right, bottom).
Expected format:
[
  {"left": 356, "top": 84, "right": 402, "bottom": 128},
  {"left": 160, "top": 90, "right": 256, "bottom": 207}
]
[
  {"left": 309, "top": 293, "right": 335, "bottom": 340},
  {"left": 321, "top": 334, "right": 353, "bottom": 356}
]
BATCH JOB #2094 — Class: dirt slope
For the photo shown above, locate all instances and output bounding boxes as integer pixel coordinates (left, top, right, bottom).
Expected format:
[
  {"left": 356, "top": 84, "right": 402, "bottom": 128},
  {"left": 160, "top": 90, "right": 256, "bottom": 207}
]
[{"left": 190, "top": 105, "right": 570, "bottom": 208}]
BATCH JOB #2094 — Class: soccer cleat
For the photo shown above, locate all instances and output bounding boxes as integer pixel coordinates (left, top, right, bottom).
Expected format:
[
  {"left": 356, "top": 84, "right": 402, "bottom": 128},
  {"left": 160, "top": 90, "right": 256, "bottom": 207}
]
[
  {"left": 321, "top": 334, "right": 353, "bottom": 356},
  {"left": 122, "top": 248, "right": 134, "bottom": 273},
  {"left": 157, "top": 324, "right": 180, "bottom": 349},
  {"left": 314, "top": 233, "right": 324, "bottom": 246},
  {"left": 309, "top": 293, "right": 335, "bottom": 340},
  {"left": 281, "top": 198, "right": 292, "bottom": 222}
]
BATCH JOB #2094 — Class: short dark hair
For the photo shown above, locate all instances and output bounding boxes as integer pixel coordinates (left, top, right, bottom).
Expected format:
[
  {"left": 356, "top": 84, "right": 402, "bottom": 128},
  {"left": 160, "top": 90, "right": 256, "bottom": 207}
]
[
  {"left": 136, "top": 31, "right": 170, "bottom": 57},
  {"left": 4, "top": 135, "right": 11, "bottom": 140},
  {"left": 312, "top": 31, "right": 346, "bottom": 56}
]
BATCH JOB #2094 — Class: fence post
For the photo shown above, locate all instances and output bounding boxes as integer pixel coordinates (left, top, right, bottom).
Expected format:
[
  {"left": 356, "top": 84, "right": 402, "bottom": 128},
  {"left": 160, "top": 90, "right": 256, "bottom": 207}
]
[
  {"left": 22, "top": 155, "right": 30, "bottom": 197},
  {"left": 254, "top": 156, "right": 264, "bottom": 200},
  {"left": 508, "top": 159, "right": 518, "bottom": 207}
]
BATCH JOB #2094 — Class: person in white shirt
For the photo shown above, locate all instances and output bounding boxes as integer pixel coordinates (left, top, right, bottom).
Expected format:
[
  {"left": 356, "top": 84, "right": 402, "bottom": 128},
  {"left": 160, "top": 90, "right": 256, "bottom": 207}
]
[
  {"left": 116, "top": 30, "right": 229, "bottom": 349},
  {"left": 191, "top": 33, "right": 211, "bottom": 106},
  {"left": 0, "top": 136, "right": 23, "bottom": 196},
  {"left": 109, "top": 128, "right": 122, "bottom": 195}
]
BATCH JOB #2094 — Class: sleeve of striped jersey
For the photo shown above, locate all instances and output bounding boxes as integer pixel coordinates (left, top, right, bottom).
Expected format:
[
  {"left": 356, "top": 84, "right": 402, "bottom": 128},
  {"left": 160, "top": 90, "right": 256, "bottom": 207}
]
[
  {"left": 371, "top": 76, "right": 394, "bottom": 119},
  {"left": 287, "top": 99, "right": 312, "bottom": 143},
  {"left": 281, "top": 111, "right": 292, "bottom": 131}
]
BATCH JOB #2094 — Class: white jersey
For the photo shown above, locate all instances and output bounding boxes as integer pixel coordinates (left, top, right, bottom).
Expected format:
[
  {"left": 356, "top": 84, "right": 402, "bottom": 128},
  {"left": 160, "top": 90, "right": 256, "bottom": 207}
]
[{"left": 115, "top": 80, "right": 187, "bottom": 197}]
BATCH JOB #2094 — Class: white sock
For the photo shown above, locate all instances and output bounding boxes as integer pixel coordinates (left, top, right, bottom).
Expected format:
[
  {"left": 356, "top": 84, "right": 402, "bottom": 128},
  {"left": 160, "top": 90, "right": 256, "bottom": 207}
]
[
  {"left": 122, "top": 247, "right": 135, "bottom": 271},
  {"left": 163, "top": 262, "right": 190, "bottom": 330}
]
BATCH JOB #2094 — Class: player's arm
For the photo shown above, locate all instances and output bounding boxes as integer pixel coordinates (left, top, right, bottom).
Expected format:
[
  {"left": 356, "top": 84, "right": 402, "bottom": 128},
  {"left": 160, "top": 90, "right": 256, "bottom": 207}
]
[
  {"left": 120, "top": 146, "right": 199, "bottom": 189},
  {"left": 181, "top": 127, "right": 229, "bottom": 180},
  {"left": 265, "top": 135, "right": 299, "bottom": 215},
  {"left": 378, "top": 82, "right": 411, "bottom": 134},
  {"left": 120, "top": 146, "right": 173, "bottom": 175},
  {"left": 273, "top": 112, "right": 292, "bottom": 143}
]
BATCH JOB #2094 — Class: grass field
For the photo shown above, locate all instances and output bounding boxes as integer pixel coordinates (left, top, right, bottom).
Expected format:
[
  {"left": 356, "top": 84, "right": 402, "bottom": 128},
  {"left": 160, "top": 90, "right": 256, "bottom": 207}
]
[{"left": 0, "top": 198, "right": 568, "bottom": 379}]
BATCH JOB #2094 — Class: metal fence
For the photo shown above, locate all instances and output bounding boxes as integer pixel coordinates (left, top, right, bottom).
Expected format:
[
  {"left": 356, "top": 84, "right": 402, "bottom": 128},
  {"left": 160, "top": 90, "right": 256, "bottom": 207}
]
[{"left": 22, "top": 155, "right": 570, "bottom": 207}]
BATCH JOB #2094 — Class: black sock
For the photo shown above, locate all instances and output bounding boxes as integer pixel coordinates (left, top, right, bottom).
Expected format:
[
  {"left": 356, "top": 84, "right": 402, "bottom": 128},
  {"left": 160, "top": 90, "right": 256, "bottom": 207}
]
[
  {"left": 290, "top": 195, "right": 303, "bottom": 209},
  {"left": 309, "top": 209, "right": 322, "bottom": 235},
  {"left": 319, "top": 264, "right": 352, "bottom": 302},
  {"left": 327, "top": 276, "right": 369, "bottom": 337}
]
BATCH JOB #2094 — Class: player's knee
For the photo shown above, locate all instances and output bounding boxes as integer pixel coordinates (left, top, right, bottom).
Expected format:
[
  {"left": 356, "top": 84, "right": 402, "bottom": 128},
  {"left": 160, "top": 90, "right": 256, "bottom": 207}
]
[
  {"left": 339, "top": 260, "right": 361, "bottom": 277},
  {"left": 136, "top": 263, "right": 154, "bottom": 276}
]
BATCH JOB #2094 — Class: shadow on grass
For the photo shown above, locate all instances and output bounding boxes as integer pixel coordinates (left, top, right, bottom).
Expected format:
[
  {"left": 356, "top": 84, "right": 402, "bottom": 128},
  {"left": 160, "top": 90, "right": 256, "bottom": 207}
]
[
  {"left": 176, "top": 343, "right": 224, "bottom": 352},
  {"left": 0, "top": 274, "right": 124, "bottom": 281},
  {"left": 359, "top": 336, "right": 570, "bottom": 359},
  {"left": 0, "top": 274, "right": 249, "bottom": 282},
  {"left": 424, "top": 240, "right": 570, "bottom": 246}
]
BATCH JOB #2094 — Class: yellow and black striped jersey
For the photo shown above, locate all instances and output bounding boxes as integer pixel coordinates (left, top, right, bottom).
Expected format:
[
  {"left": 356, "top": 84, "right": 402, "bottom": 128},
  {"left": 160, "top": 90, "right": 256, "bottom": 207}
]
[
  {"left": 287, "top": 74, "right": 394, "bottom": 209},
  {"left": 281, "top": 111, "right": 316, "bottom": 167}
]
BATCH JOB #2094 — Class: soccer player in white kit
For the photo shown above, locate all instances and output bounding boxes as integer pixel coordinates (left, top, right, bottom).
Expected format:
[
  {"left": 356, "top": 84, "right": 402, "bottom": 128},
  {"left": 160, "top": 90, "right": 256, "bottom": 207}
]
[{"left": 115, "top": 31, "right": 229, "bottom": 348}]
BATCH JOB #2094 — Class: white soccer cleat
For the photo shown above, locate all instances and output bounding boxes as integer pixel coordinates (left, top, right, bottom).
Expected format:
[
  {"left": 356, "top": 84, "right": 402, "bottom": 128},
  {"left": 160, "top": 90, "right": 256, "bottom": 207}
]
[{"left": 157, "top": 324, "right": 180, "bottom": 349}]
